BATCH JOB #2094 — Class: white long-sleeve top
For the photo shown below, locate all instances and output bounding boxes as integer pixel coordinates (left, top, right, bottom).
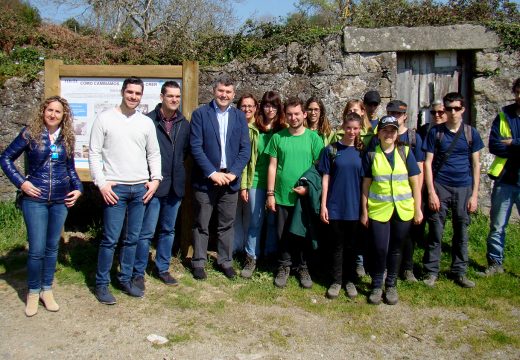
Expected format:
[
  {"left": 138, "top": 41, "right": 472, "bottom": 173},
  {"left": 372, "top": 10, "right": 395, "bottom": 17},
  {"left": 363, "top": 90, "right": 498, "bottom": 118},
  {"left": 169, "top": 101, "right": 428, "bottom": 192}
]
[{"left": 88, "top": 108, "right": 162, "bottom": 189}]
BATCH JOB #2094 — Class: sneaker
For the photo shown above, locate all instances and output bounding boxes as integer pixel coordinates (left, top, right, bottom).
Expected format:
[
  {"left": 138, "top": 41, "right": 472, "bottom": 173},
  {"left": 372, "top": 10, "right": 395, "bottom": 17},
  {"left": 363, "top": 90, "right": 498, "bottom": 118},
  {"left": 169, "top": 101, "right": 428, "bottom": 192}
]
[
  {"left": 355, "top": 265, "right": 366, "bottom": 278},
  {"left": 158, "top": 272, "right": 179, "bottom": 286},
  {"left": 222, "top": 266, "right": 236, "bottom": 279},
  {"left": 423, "top": 274, "right": 437, "bottom": 288},
  {"left": 132, "top": 275, "right": 145, "bottom": 291},
  {"left": 345, "top": 282, "right": 358, "bottom": 299},
  {"left": 326, "top": 283, "right": 341, "bottom": 299},
  {"left": 385, "top": 286, "right": 399, "bottom": 305},
  {"left": 241, "top": 256, "right": 256, "bottom": 279},
  {"left": 298, "top": 268, "right": 313, "bottom": 289},
  {"left": 120, "top": 281, "right": 144, "bottom": 297},
  {"left": 95, "top": 286, "right": 116, "bottom": 305},
  {"left": 403, "top": 270, "right": 418, "bottom": 283},
  {"left": 192, "top": 267, "right": 207, "bottom": 280},
  {"left": 368, "top": 288, "right": 383, "bottom": 305},
  {"left": 454, "top": 275, "right": 475, "bottom": 288},
  {"left": 477, "top": 264, "right": 504, "bottom": 277},
  {"left": 274, "top": 266, "right": 290, "bottom": 288}
]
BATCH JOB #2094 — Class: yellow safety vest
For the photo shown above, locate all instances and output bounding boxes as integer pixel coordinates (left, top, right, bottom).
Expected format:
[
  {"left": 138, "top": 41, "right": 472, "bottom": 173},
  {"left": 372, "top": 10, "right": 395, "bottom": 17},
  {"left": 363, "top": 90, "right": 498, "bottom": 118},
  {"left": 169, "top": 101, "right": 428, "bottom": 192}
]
[
  {"left": 488, "top": 112, "right": 512, "bottom": 179},
  {"left": 368, "top": 146, "right": 415, "bottom": 222}
]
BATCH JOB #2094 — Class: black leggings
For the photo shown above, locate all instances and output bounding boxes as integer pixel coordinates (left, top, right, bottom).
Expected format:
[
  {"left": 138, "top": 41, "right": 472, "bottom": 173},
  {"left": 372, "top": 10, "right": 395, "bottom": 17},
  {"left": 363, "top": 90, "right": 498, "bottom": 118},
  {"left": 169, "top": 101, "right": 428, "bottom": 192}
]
[
  {"left": 369, "top": 211, "right": 412, "bottom": 288},
  {"left": 329, "top": 220, "right": 358, "bottom": 284}
]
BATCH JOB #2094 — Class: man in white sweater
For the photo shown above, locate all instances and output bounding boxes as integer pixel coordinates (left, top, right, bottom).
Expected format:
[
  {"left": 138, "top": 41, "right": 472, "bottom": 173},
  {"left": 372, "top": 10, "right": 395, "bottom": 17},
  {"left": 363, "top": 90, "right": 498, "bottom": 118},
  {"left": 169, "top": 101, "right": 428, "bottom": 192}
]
[{"left": 89, "top": 77, "right": 162, "bottom": 304}]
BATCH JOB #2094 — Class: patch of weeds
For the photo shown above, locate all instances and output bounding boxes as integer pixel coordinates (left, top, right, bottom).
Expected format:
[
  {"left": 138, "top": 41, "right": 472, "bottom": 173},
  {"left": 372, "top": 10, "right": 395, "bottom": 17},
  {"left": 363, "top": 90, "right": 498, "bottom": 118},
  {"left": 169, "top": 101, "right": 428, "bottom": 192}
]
[
  {"left": 435, "top": 334, "right": 446, "bottom": 345},
  {"left": 168, "top": 292, "right": 200, "bottom": 310},
  {"left": 463, "top": 329, "right": 520, "bottom": 355},
  {"left": 207, "top": 299, "right": 228, "bottom": 315},
  {"left": 268, "top": 330, "right": 289, "bottom": 348},
  {"left": 488, "top": 329, "right": 519, "bottom": 346},
  {"left": 0, "top": 202, "right": 26, "bottom": 255},
  {"left": 167, "top": 331, "right": 193, "bottom": 344}
]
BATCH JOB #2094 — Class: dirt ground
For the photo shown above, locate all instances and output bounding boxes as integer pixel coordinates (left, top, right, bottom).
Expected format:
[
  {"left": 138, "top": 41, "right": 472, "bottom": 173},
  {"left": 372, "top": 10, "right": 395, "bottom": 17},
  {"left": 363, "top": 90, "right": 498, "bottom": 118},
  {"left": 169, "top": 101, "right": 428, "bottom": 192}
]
[{"left": 1, "top": 262, "right": 520, "bottom": 360}]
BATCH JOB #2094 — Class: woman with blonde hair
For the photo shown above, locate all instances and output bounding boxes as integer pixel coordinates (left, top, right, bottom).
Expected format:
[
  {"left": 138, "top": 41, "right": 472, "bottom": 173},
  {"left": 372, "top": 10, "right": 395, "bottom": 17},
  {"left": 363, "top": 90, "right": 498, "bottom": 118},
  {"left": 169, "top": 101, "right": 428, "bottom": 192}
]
[
  {"left": 0, "top": 96, "right": 82, "bottom": 316},
  {"left": 341, "top": 99, "right": 374, "bottom": 146}
]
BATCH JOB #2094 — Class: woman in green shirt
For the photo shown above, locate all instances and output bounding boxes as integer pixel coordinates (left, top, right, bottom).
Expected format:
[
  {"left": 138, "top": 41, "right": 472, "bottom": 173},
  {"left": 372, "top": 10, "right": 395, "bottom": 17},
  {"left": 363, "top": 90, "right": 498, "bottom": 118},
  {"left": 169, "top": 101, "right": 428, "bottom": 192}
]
[
  {"left": 304, "top": 96, "right": 334, "bottom": 145},
  {"left": 238, "top": 91, "right": 286, "bottom": 278}
]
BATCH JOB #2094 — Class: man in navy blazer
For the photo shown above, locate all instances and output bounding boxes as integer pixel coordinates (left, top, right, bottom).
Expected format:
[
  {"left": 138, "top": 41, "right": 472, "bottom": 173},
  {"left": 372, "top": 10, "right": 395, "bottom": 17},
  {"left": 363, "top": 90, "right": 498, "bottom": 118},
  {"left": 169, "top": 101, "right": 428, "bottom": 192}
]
[{"left": 190, "top": 74, "right": 251, "bottom": 280}]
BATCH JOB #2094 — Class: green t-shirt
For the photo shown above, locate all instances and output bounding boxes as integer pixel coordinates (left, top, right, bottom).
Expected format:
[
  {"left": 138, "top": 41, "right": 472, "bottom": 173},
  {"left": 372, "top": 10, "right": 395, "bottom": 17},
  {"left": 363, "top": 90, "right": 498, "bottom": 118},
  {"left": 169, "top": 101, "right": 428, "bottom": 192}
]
[
  {"left": 252, "top": 131, "right": 273, "bottom": 189},
  {"left": 265, "top": 128, "right": 324, "bottom": 206}
]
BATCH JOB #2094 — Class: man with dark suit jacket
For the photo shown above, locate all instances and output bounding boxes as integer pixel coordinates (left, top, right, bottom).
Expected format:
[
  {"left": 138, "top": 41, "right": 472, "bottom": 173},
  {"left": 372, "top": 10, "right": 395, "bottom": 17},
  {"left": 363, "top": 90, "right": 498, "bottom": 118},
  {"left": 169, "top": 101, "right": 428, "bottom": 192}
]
[
  {"left": 132, "top": 81, "right": 190, "bottom": 292},
  {"left": 190, "top": 74, "right": 251, "bottom": 280}
]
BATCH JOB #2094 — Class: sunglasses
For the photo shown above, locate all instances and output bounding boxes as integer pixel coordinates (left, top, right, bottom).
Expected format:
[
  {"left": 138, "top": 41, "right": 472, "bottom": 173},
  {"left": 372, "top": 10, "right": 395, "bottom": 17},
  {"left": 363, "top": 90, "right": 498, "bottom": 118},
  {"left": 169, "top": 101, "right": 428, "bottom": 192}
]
[
  {"left": 430, "top": 110, "right": 445, "bottom": 116},
  {"left": 445, "top": 106, "right": 463, "bottom": 112}
]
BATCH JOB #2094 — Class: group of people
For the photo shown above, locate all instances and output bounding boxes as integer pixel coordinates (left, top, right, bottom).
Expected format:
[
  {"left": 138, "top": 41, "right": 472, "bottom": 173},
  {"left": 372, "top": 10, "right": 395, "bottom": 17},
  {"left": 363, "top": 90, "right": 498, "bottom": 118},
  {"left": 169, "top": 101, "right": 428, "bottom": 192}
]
[{"left": 1, "top": 75, "right": 518, "bottom": 316}]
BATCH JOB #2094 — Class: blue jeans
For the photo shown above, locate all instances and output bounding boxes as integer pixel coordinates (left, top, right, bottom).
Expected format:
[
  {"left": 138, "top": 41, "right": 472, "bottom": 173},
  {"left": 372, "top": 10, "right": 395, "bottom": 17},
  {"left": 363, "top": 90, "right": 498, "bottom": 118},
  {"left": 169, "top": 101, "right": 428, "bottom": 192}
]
[
  {"left": 21, "top": 199, "right": 68, "bottom": 293},
  {"left": 245, "top": 188, "right": 277, "bottom": 259},
  {"left": 134, "top": 193, "right": 182, "bottom": 276},
  {"left": 96, "top": 184, "right": 146, "bottom": 286},
  {"left": 486, "top": 182, "right": 520, "bottom": 265}
]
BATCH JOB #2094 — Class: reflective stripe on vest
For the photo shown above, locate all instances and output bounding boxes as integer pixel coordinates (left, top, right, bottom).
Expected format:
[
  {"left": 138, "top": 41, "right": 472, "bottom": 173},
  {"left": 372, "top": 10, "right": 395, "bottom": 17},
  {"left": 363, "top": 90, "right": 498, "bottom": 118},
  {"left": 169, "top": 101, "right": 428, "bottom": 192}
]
[
  {"left": 488, "top": 112, "right": 512, "bottom": 178},
  {"left": 368, "top": 146, "right": 414, "bottom": 222}
]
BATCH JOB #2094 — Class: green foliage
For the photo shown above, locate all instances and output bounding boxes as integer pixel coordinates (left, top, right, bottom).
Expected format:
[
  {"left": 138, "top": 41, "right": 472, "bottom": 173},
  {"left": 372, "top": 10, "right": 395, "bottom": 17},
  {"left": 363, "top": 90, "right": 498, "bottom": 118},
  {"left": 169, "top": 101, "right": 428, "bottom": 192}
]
[
  {"left": 0, "top": 202, "right": 26, "bottom": 255},
  {"left": 0, "top": 46, "right": 43, "bottom": 83},
  {"left": 487, "top": 21, "right": 520, "bottom": 51}
]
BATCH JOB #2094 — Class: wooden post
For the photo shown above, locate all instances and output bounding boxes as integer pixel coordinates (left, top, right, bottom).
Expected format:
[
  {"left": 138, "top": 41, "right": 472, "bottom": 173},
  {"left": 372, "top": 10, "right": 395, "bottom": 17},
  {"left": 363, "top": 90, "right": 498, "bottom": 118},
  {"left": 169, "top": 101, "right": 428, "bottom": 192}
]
[{"left": 44, "top": 59, "right": 63, "bottom": 98}]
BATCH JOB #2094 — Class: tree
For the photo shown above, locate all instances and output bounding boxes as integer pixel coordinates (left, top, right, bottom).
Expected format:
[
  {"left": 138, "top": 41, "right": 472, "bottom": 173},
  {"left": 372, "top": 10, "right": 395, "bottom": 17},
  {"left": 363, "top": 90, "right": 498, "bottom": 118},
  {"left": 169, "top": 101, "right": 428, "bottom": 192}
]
[{"left": 295, "top": 0, "right": 353, "bottom": 26}]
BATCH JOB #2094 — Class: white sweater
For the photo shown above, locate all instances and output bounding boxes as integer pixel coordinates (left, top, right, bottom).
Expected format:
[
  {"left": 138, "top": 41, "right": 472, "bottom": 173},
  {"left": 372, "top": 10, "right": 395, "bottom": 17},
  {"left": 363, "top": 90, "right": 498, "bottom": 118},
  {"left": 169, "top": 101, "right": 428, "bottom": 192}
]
[{"left": 88, "top": 108, "right": 162, "bottom": 188}]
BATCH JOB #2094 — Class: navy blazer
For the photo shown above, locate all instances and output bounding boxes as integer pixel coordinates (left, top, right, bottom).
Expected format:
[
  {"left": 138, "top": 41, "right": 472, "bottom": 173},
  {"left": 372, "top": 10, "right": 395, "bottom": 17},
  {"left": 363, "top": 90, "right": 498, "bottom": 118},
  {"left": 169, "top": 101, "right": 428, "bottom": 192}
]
[{"left": 190, "top": 100, "right": 251, "bottom": 192}]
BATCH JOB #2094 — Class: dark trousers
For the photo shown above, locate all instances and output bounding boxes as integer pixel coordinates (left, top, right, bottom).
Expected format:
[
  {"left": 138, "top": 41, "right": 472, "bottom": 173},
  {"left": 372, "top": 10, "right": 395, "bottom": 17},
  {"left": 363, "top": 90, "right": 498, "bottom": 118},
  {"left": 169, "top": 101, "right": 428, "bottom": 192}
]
[
  {"left": 369, "top": 211, "right": 412, "bottom": 289},
  {"left": 276, "top": 205, "right": 308, "bottom": 269},
  {"left": 329, "top": 220, "right": 358, "bottom": 285},
  {"left": 192, "top": 187, "right": 238, "bottom": 269},
  {"left": 423, "top": 182, "right": 471, "bottom": 276},
  {"left": 401, "top": 187, "right": 428, "bottom": 272}
]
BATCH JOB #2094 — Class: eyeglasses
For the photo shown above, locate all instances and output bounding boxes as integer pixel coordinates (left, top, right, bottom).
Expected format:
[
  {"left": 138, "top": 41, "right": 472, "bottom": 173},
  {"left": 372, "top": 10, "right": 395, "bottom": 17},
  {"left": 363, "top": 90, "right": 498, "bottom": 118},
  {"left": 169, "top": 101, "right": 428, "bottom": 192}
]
[
  {"left": 307, "top": 108, "right": 320, "bottom": 113},
  {"left": 445, "top": 106, "right": 463, "bottom": 112},
  {"left": 263, "top": 104, "right": 277, "bottom": 111},
  {"left": 430, "top": 110, "right": 445, "bottom": 116},
  {"left": 240, "top": 105, "right": 256, "bottom": 109}
]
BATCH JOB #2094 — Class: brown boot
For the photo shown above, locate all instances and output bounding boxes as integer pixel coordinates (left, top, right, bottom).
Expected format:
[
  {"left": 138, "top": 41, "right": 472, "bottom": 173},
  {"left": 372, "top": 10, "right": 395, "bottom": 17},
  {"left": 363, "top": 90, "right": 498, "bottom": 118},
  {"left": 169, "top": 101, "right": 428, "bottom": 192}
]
[
  {"left": 25, "top": 293, "right": 39, "bottom": 317},
  {"left": 40, "top": 290, "right": 60, "bottom": 312}
]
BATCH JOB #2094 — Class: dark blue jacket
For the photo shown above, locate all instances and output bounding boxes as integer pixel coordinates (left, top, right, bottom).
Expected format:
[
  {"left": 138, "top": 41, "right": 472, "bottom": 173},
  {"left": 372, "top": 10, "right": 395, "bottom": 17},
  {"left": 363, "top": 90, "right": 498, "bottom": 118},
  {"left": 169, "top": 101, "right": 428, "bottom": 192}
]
[
  {"left": 190, "top": 100, "right": 250, "bottom": 192},
  {"left": 0, "top": 128, "right": 83, "bottom": 202},
  {"left": 147, "top": 104, "right": 190, "bottom": 198},
  {"left": 489, "top": 103, "right": 520, "bottom": 185}
]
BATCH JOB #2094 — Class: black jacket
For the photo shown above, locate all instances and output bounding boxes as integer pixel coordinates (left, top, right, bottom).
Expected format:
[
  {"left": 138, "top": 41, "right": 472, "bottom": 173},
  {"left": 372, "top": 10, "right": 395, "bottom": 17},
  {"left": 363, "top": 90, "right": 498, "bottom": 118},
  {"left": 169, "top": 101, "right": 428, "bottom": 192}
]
[{"left": 147, "top": 104, "right": 190, "bottom": 198}]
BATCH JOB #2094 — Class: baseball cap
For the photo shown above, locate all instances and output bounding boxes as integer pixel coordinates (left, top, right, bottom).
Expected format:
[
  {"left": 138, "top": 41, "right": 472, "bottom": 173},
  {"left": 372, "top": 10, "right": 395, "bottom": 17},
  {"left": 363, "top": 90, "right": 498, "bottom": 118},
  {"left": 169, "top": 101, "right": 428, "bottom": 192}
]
[
  {"left": 386, "top": 100, "right": 408, "bottom": 113},
  {"left": 363, "top": 90, "right": 381, "bottom": 105},
  {"left": 378, "top": 115, "right": 399, "bottom": 130}
]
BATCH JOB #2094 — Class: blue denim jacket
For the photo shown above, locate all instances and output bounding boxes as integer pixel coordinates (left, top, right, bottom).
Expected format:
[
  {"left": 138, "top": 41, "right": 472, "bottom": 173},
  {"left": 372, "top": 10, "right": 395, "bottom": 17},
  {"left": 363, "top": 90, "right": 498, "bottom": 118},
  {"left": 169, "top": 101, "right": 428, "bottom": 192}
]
[{"left": 0, "top": 127, "right": 83, "bottom": 202}]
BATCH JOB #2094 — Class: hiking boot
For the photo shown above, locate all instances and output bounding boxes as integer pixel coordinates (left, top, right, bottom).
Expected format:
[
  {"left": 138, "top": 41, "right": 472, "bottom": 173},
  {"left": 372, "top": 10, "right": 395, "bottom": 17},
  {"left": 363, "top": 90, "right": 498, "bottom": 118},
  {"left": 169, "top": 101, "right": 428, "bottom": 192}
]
[
  {"left": 403, "top": 270, "right": 418, "bottom": 283},
  {"left": 95, "top": 285, "right": 116, "bottom": 305},
  {"left": 368, "top": 288, "right": 383, "bottom": 305},
  {"left": 298, "top": 268, "right": 313, "bottom": 289},
  {"left": 454, "top": 275, "right": 475, "bottom": 288},
  {"left": 132, "top": 275, "right": 145, "bottom": 291},
  {"left": 157, "top": 272, "right": 179, "bottom": 286},
  {"left": 385, "top": 286, "right": 399, "bottom": 305},
  {"left": 423, "top": 274, "right": 437, "bottom": 288},
  {"left": 240, "top": 256, "right": 256, "bottom": 279},
  {"left": 326, "top": 283, "right": 341, "bottom": 299},
  {"left": 222, "top": 266, "right": 237, "bottom": 280},
  {"left": 355, "top": 265, "right": 366, "bottom": 278},
  {"left": 120, "top": 281, "right": 144, "bottom": 297},
  {"left": 192, "top": 267, "right": 207, "bottom": 280},
  {"left": 25, "top": 292, "right": 39, "bottom": 317},
  {"left": 40, "top": 290, "right": 60, "bottom": 312},
  {"left": 345, "top": 282, "right": 358, "bottom": 299},
  {"left": 477, "top": 264, "right": 504, "bottom": 277},
  {"left": 274, "top": 266, "right": 290, "bottom": 288}
]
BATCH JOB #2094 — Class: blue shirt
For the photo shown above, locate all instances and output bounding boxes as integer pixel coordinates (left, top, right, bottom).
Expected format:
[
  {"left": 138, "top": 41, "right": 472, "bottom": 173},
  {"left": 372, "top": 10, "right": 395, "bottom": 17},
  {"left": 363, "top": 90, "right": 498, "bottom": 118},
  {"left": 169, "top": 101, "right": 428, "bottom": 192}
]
[
  {"left": 317, "top": 143, "right": 363, "bottom": 221},
  {"left": 423, "top": 124, "right": 484, "bottom": 187},
  {"left": 214, "top": 102, "right": 230, "bottom": 169}
]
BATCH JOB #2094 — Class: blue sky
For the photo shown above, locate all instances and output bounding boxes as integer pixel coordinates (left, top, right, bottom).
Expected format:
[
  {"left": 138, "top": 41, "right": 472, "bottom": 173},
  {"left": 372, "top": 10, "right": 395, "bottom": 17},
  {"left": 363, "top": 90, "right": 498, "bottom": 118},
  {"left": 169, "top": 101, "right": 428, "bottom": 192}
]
[{"left": 29, "top": 0, "right": 298, "bottom": 24}]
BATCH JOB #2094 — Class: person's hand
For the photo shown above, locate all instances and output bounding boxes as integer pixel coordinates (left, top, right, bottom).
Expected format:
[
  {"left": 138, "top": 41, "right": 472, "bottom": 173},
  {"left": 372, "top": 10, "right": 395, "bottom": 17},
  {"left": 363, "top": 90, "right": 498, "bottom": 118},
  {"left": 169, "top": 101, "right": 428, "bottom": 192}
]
[
  {"left": 320, "top": 206, "right": 329, "bottom": 224},
  {"left": 64, "top": 190, "right": 81, "bottom": 208},
  {"left": 210, "top": 172, "right": 229, "bottom": 186},
  {"left": 240, "top": 189, "right": 249, "bottom": 203},
  {"left": 360, "top": 212, "right": 369, "bottom": 228},
  {"left": 414, "top": 208, "right": 423, "bottom": 225},
  {"left": 428, "top": 191, "right": 440, "bottom": 212},
  {"left": 293, "top": 186, "right": 308, "bottom": 196},
  {"left": 266, "top": 195, "right": 276, "bottom": 212},
  {"left": 20, "top": 181, "right": 41, "bottom": 198},
  {"left": 467, "top": 195, "right": 478, "bottom": 213},
  {"left": 501, "top": 139, "right": 512, "bottom": 146},
  {"left": 224, "top": 173, "right": 237, "bottom": 183},
  {"left": 100, "top": 181, "right": 119, "bottom": 205},
  {"left": 143, "top": 180, "right": 160, "bottom": 204}
]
